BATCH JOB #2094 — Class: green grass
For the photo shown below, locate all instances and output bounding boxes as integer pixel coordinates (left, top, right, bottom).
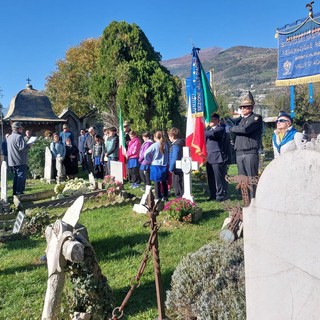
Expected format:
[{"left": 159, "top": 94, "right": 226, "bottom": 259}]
[{"left": 0, "top": 165, "right": 242, "bottom": 320}]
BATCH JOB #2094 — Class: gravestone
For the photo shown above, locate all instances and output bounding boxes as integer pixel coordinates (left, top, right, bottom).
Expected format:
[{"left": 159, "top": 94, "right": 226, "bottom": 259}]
[
  {"left": 12, "top": 211, "right": 25, "bottom": 234},
  {"left": 110, "top": 160, "right": 123, "bottom": 184},
  {"left": 133, "top": 185, "right": 152, "bottom": 214},
  {"left": 176, "top": 147, "right": 199, "bottom": 202},
  {"left": 62, "top": 195, "right": 84, "bottom": 227},
  {"left": 88, "top": 173, "right": 96, "bottom": 189},
  {"left": 1, "top": 160, "right": 7, "bottom": 202},
  {"left": 44, "top": 147, "right": 54, "bottom": 183},
  {"left": 243, "top": 149, "right": 320, "bottom": 320}
]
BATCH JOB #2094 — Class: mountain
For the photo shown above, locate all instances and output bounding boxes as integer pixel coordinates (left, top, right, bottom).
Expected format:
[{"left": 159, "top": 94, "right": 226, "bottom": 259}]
[{"left": 162, "top": 46, "right": 280, "bottom": 107}]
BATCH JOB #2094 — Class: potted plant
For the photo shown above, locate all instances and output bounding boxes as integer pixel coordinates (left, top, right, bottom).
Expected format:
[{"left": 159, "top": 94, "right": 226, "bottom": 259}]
[{"left": 162, "top": 198, "right": 202, "bottom": 223}]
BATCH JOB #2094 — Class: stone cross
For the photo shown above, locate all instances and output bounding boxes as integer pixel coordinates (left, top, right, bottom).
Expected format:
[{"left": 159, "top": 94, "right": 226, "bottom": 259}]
[
  {"left": 176, "top": 147, "right": 199, "bottom": 202},
  {"left": 243, "top": 149, "right": 320, "bottom": 319},
  {"left": 0, "top": 160, "right": 7, "bottom": 202}
]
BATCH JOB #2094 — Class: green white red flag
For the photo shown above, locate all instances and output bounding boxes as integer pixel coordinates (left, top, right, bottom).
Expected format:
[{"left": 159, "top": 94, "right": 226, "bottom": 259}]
[{"left": 118, "top": 105, "right": 127, "bottom": 180}]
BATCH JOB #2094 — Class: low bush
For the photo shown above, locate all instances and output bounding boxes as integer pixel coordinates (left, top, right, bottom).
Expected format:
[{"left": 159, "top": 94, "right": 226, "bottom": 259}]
[{"left": 165, "top": 239, "right": 245, "bottom": 320}]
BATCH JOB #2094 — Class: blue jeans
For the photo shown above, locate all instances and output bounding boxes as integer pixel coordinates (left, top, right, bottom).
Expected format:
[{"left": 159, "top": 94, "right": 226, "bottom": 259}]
[{"left": 12, "top": 164, "right": 27, "bottom": 195}]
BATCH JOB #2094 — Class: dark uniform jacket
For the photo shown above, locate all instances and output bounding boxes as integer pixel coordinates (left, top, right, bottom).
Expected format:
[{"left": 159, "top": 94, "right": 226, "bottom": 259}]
[
  {"left": 205, "top": 125, "right": 226, "bottom": 164},
  {"left": 230, "top": 113, "right": 262, "bottom": 154}
]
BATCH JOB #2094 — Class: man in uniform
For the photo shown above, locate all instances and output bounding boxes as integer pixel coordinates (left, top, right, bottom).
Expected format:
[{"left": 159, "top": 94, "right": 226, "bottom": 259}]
[
  {"left": 205, "top": 113, "right": 229, "bottom": 201},
  {"left": 230, "top": 91, "right": 262, "bottom": 198}
]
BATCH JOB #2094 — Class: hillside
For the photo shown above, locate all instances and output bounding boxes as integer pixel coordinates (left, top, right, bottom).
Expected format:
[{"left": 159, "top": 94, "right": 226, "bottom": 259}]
[{"left": 162, "top": 46, "right": 280, "bottom": 107}]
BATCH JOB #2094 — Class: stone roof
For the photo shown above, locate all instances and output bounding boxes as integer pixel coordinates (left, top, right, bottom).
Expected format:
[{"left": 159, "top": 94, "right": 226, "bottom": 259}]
[{"left": 4, "top": 84, "right": 64, "bottom": 123}]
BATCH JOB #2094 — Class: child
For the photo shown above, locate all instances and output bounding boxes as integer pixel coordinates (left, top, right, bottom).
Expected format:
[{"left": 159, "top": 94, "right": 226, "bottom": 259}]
[
  {"left": 144, "top": 131, "right": 169, "bottom": 201},
  {"left": 168, "top": 127, "right": 185, "bottom": 197},
  {"left": 50, "top": 133, "right": 66, "bottom": 182},
  {"left": 92, "top": 134, "right": 105, "bottom": 179},
  {"left": 139, "top": 132, "right": 153, "bottom": 188},
  {"left": 126, "top": 131, "right": 142, "bottom": 188}
]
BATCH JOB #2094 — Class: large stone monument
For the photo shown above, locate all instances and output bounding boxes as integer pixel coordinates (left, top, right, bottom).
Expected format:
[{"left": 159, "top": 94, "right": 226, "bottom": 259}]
[{"left": 243, "top": 149, "right": 320, "bottom": 320}]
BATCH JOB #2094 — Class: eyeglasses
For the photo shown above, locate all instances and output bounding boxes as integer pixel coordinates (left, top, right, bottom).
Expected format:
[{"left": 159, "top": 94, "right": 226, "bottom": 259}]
[
  {"left": 276, "top": 119, "right": 289, "bottom": 123},
  {"left": 239, "top": 106, "right": 251, "bottom": 109}
]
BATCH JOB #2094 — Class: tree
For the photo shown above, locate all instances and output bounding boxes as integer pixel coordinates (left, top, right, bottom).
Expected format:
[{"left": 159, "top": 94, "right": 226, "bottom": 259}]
[
  {"left": 45, "top": 38, "right": 100, "bottom": 117},
  {"left": 90, "top": 21, "right": 183, "bottom": 132},
  {"left": 293, "top": 83, "right": 320, "bottom": 125}
]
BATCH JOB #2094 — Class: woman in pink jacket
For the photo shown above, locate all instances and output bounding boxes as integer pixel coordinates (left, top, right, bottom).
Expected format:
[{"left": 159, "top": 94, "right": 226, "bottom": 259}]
[{"left": 126, "top": 131, "right": 142, "bottom": 188}]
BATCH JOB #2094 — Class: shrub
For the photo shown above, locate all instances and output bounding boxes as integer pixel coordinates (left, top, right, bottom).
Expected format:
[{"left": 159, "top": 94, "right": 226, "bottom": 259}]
[
  {"left": 27, "top": 137, "right": 50, "bottom": 178},
  {"left": 165, "top": 240, "right": 245, "bottom": 320}
]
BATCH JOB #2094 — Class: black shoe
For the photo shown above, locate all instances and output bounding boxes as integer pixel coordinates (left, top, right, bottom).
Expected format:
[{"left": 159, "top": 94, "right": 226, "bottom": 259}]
[{"left": 216, "top": 196, "right": 228, "bottom": 202}]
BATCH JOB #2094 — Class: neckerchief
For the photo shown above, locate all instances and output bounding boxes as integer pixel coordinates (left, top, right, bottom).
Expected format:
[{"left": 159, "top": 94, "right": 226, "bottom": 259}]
[{"left": 272, "top": 127, "right": 297, "bottom": 154}]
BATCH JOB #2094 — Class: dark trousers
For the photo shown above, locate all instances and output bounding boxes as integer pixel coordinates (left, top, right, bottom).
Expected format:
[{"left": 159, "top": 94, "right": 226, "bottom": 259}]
[
  {"left": 206, "top": 162, "right": 227, "bottom": 199},
  {"left": 12, "top": 164, "right": 27, "bottom": 195},
  {"left": 172, "top": 171, "right": 184, "bottom": 197},
  {"left": 128, "top": 166, "right": 141, "bottom": 184},
  {"left": 139, "top": 169, "right": 151, "bottom": 186},
  {"left": 94, "top": 164, "right": 104, "bottom": 179},
  {"left": 236, "top": 152, "right": 259, "bottom": 198},
  {"left": 154, "top": 181, "right": 168, "bottom": 200},
  {"left": 86, "top": 153, "right": 94, "bottom": 174}
]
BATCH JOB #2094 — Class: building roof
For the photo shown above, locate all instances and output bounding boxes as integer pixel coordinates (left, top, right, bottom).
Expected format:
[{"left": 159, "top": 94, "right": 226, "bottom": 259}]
[{"left": 4, "top": 84, "right": 65, "bottom": 123}]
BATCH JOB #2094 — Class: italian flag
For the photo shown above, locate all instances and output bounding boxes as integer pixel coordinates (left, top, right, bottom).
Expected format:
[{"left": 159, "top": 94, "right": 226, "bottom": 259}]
[
  {"left": 185, "top": 47, "right": 218, "bottom": 166},
  {"left": 118, "top": 106, "right": 127, "bottom": 180}
]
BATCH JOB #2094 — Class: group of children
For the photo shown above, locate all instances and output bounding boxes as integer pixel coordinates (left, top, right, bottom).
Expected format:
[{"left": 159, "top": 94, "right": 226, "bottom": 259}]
[
  {"left": 126, "top": 128, "right": 185, "bottom": 201},
  {"left": 50, "top": 124, "right": 186, "bottom": 201}
]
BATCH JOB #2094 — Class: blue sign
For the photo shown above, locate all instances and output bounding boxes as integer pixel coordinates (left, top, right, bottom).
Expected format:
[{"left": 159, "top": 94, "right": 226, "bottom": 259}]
[{"left": 276, "top": 12, "right": 320, "bottom": 85}]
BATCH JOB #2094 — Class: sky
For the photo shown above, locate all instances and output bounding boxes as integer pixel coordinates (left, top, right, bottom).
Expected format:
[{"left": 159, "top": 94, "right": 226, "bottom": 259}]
[{"left": 0, "top": 0, "right": 314, "bottom": 110}]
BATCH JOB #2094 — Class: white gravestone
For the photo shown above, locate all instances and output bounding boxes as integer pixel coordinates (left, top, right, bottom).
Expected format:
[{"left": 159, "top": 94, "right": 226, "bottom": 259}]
[
  {"left": 44, "top": 147, "right": 54, "bottom": 183},
  {"left": 243, "top": 149, "right": 320, "bottom": 320},
  {"left": 88, "top": 172, "right": 96, "bottom": 188},
  {"left": 110, "top": 160, "right": 123, "bottom": 184},
  {"left": 133, "top": 185, "right": 153, "bottom": 214},
  {"left": 1, "top": 160, "right": 7, "bottom": 202},
  {"left": 176, "top": 147, "right": 199, "bottom": 202},
  {"left": 12, "top": 211, "right": 25, "bottom": 234}
]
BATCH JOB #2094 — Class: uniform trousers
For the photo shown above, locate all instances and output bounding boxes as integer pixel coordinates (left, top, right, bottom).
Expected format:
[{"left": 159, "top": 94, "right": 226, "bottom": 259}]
[
  {"left": 206, "top": 162, "right": 227, "bottom": 199},
  {"left": 236, "top": 152, "right": 259, "bottom": 199}
]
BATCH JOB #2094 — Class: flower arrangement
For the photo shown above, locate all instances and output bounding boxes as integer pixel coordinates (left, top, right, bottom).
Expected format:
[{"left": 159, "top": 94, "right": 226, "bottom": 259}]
[
  {"left": 192, "top": 165, "right": 207, "bottom": 182},
  {"left": 162, "top": 197, "right": 201, "bottom": 222},
  {"left": 53, "top": 178, "right": 92, "bottom": 199},
  {"left": 103, "top": 175, "right": 123, "bottom": 195}
]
